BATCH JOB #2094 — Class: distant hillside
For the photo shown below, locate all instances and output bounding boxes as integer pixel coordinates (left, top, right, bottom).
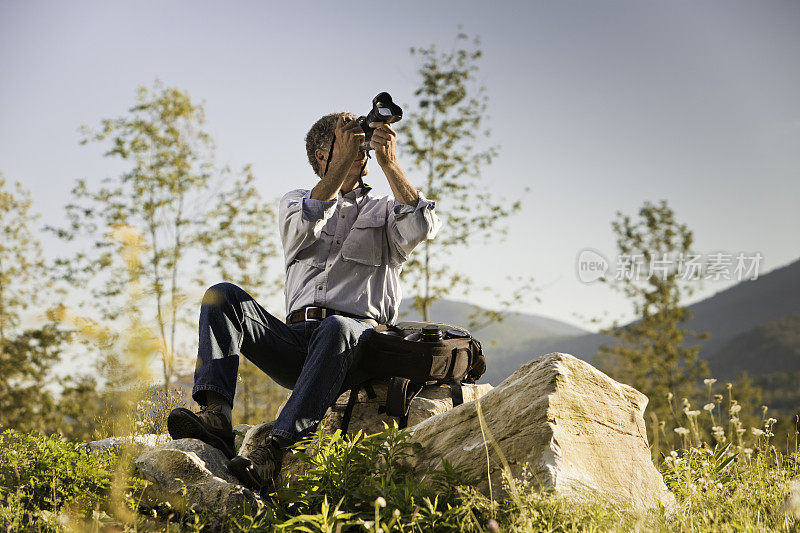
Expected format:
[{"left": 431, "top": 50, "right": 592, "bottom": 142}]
[
  {"left": 398, "top": 298, "right": 588, "bottom": 385},
  {"left": 399, "top": 298, "right": 586, "bottom": 339},
  {"left": 707, "top": 311, "right": 800, "bottom": 379},
  {"left": 484, "top": 258, "right": 800, "bottom": 384}
]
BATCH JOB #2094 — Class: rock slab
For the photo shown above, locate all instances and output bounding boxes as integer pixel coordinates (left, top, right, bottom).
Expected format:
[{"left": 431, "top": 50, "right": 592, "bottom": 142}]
[{"left": 407, "top": 352, "right": 676, "bottom": 512}]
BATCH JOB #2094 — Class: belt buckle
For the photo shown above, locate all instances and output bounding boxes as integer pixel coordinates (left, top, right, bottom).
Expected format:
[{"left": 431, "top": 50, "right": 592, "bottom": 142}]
[{"left": 304, "top": 307, "right": 327, "bottom": 322}]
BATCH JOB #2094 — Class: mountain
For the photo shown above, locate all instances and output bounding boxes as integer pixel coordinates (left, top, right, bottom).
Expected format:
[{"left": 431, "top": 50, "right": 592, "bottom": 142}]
[
  {"left": 482, "top": 258, "right": 800, "bottom": 385},
  {"left": 399, "top": 298, "right": 587, "bottom": 339},
  {"left": 398, "top": 298, "right": 588, "bottom": 384},
  {"left": 706, "top": 311, "right": 800, "bottom": 379}
]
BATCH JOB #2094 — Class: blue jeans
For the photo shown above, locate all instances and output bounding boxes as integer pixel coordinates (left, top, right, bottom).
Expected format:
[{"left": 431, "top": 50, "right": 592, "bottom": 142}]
[{"left": 191, "top": 282, "right": 374, "bottom": 444}]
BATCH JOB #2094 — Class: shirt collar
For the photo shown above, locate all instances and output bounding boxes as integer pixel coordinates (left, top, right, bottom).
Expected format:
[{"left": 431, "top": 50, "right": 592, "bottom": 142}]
[{"left": 339, "top": 181, "right": 372, "bottom": 200}]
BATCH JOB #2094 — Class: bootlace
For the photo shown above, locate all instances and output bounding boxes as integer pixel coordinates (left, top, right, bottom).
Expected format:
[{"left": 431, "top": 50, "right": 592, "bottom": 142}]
[
  {"left": 196, "top": 406, "right": 229, "bottom": 430},
  {"left": 248, "top": 440, "right": 277, "bottom": 467}
]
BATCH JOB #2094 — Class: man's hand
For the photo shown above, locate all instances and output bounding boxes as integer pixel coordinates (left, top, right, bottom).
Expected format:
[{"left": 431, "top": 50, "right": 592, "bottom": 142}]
[
  {"left": 369, "top": 122, "right": 419, "bottom": 206},
  {"left": 311, "top": 117, "right": 365, "bottom": 201},
  {"left": 369, "top": 123, "right": 398, "bottom": 168},
  {"left": 332, "top": 116, "right": 365, "bottom": 171}
]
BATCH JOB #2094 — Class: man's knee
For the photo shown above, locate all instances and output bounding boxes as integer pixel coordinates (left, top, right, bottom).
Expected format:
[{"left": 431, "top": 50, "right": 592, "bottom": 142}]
[
  {"left": 202, "top": 282, "right": 240, "bottom": 306},
  {"left": 316, "top": 315, "right": 351, "bottom": 335}
]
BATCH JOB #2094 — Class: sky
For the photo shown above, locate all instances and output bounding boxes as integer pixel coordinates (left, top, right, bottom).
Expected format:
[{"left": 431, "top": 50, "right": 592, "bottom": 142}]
[{"left": 1, "top": 0, "right": 799, "bottom": 333}]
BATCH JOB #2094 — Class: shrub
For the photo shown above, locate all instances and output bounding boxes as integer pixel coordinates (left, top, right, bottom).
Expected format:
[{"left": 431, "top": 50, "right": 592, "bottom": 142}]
[{"left": 0, "top": 429, "right": 115, "bottom": 527}]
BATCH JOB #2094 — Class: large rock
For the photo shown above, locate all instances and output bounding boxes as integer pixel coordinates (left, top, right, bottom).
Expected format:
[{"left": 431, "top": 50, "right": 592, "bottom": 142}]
[
  {"left": 407, "top": 352, "right": 676, "bottom": 512},
  {"left": 134, "top": 439, "right": 256, "bottom": 524}
]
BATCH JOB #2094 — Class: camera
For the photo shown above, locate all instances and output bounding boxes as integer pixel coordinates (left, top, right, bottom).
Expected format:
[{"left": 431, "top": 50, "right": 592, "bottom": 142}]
[{"left": 356, "top": 92, "right": 402, "bottom": 151}]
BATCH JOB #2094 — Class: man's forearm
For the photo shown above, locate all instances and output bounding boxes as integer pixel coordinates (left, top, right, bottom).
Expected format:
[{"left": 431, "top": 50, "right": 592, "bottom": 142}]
[
  {"left": 383, "top": 162, "right": 419, "bottom": 206},
  {"left": 311, "top": 158, "right": 354, "bottom": 201}
]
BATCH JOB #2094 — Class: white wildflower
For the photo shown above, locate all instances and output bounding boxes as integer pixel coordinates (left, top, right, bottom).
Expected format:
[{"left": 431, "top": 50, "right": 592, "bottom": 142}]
[
  {"left": 375, "top": 497, "right": 387, "bottom": 508},
  {"left": 674, "top": 427, "right": 690, "bottom": 436},
  {"left": 752, "top": 428, "right": 764, "bottom": 437},
  {"left": 704, "top": 378, "right": 717, "bottom": 386},
  {"left": 685, "top": 410, "right": 701, "bottom": 417},
  {"left": 703, "top": 403, "right": 715, "bottom": 412},
  {"left": 730, "top": 404, "right": 742, "bottom": 414}
]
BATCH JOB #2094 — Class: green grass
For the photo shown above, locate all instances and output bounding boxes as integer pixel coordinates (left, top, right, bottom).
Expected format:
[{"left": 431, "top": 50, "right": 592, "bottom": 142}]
[{"left": 2, "top": 395, "right": 800, "bottom": 532}]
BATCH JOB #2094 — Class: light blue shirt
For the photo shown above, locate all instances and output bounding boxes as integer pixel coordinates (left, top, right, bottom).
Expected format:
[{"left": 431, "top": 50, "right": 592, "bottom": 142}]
[{"left": 279, "top": 182, "right": 441, "bottom": 325}]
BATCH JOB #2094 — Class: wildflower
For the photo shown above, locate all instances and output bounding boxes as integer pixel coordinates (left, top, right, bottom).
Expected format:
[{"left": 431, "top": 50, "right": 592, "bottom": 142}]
[
  {"left": 743, "top": 448, "right": 753, "bottom": 457},
  {"left": 670, "top": 450, "right": 678, "bottom": 458},
  {"left": 704, "top": 378, "right": 717, "bottom": 386},
  {"left": 487, "top": 519, "right": 500, "bottom": 532},
  {"left": 682, "top": 398, "right": 690, "bottom": 408},
  {"left": 762, "top": 405, "right": 769, "bottom": 415},
  {"left": 737, "top": 428, "right": 746, "bottom": 435},
  {"left": 394, "top": 509, "right": 401, "bottom": 518},
  {"left": 726, "top": 382, "right": 733, "bottom": 390},
  {"left": 730, "top": 404, "right": 742, "bottom": 414},
  {"left": 674, "top": 427, "right": 690, "bottom": 435},
  {"left": 768, "top": 417, "right": 777, "bottom": 424},
  {"left": 703, "top": 403, "right": 715, "bottom": 412},
  {"left": 375, "top": 497, "right": 387, "bottom": 508},
  {"left": 685, "top": 409, "right": 701, "bottom": 417},
  {"left": 714, "top": 394, "right": 723, "bottom": 402},
  {"left": 752, "top": 428, "right": 764, "bottom": 437},
  {"left": 666, "top": 392, "right": 673, "bottom": 401}
]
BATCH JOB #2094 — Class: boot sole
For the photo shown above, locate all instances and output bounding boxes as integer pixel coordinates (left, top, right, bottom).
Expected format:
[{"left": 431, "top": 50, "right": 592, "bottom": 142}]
[{"left": 167, "top": 408, "right": 235, "bottom": 459}]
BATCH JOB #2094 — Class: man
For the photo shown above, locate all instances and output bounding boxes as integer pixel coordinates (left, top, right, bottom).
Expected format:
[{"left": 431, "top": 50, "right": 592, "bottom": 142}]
[{"left": 167, "top": 111, "right": 441, "bottom": 493}]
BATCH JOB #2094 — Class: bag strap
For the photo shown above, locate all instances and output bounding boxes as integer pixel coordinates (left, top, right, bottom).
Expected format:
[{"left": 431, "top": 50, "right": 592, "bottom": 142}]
[
  {"left": 339, "top": 381, "right": 378, "bottom": 434},
  {"left": 386, "top": 377, "right": 424, "bottom": 428},
  {"left": 340, "top": 384, "right": 359, "bottom": 434},
  {"left": 449, "top": 378, "right": 464, "bottom": 407}
]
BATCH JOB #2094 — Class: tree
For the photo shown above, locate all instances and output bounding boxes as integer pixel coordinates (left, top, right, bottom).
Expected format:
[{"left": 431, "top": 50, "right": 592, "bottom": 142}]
[
  {"left": 0, "top": 174, "right": 45, "bottom": 342},
  {"left": 52, "top": 81, "right": 218, "bottom": 393},
  {"left": 195, "top": 169, "right": 287, "bottom": 422},
  {"left": 596, "top": 200, "right": 709, "bottom": 431},
  {"left": 53, "top": 80, "right": 285, "bottom": 409},
  {"left": 398, "top": 32, "right": 526, "bottom": 323},
  {"left": 0, "top": 175, "right": 69, "bottom": 433}
]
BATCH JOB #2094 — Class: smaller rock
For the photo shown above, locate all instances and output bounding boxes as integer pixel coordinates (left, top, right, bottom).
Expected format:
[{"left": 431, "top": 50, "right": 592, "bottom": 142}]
[
  {"left": 134, "top": 438, "right": 256, "bottom": 526},
  {"left": 240, "top": 421, "right": 276, "bottom": 458},
  {"left": 233, "top": 424, "right": 253, "bottom": 451},
  {"left": 80, "top": 434, "right": 171, "bottom": 453}
]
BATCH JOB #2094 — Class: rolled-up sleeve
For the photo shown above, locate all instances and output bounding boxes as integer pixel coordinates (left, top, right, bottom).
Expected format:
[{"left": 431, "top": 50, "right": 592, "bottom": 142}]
[
  {"left": 387, "top": 192, "right": 442, "bottom": 264},
  {"left": 279, "top": 189, "right": 336, "bottom": 267}
]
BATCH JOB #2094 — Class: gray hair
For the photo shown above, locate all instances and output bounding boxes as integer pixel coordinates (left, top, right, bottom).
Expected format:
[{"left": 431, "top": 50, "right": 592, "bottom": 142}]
[{"left": 305, "top": 111, "right": 357, "bottom": 176}]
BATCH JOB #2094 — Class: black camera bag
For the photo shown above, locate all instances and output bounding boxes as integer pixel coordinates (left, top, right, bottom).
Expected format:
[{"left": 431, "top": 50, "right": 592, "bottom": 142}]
[{"left": 337, "top": 321, "right": 486, "bottom": 433}]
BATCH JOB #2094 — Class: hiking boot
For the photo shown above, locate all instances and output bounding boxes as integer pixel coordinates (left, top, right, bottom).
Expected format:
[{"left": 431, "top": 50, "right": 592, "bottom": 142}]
[
  {"left": 228, "top": 437, "right": 285, "bottom": 494},
  {"left": 167, "top": 406, "right": 235, "bottom": 459}
]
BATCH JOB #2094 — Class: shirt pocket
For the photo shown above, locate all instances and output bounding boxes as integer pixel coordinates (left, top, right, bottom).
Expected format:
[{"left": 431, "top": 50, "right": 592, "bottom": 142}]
[
  {"left": 341, "top": 213, "right": 386, "bottom": 267},
  {"left": 293, "top": 224, "right": 335, "bottom": 269}
]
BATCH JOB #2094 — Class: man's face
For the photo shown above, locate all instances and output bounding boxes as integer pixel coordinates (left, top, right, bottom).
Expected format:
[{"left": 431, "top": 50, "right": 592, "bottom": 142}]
[{"left": 327, "top": 132, "right": 368, "bottom": 178}]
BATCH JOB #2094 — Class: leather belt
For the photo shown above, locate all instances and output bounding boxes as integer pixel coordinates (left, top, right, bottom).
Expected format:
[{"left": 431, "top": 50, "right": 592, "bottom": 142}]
[{"left": 287, "top": 306, "right": 378, "bottom": 326}]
